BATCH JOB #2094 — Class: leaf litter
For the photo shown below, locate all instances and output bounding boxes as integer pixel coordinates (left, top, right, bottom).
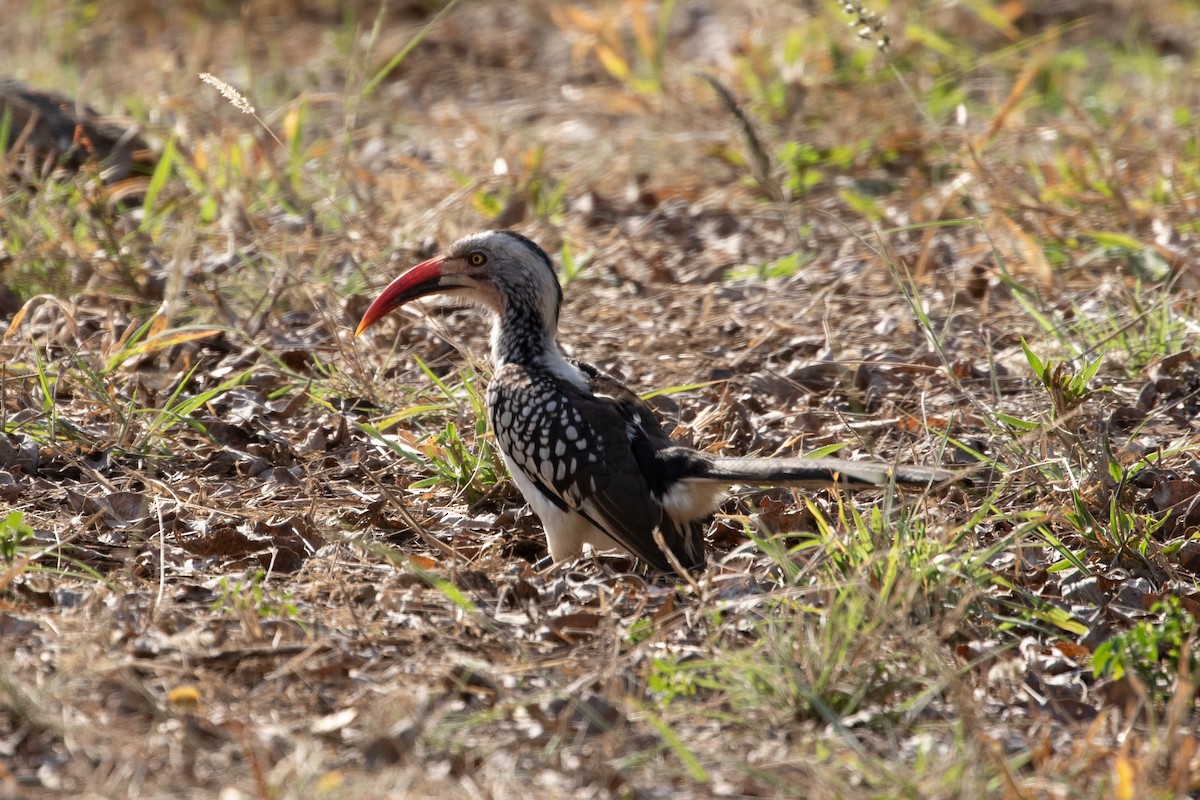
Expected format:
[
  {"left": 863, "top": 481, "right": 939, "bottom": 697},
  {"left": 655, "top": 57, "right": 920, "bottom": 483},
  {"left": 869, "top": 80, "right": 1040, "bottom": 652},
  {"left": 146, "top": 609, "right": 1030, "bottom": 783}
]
[{"left": 3, "top": 0, "right": 1200, "bottom": 797}]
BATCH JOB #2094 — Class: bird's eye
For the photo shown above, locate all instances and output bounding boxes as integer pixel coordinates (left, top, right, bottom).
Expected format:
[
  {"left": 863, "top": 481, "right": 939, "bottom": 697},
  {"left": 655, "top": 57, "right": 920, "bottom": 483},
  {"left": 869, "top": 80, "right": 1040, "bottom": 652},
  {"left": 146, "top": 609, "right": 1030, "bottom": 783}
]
[{"left": 467, "top": 251, "right": 488, "bottom": 267}]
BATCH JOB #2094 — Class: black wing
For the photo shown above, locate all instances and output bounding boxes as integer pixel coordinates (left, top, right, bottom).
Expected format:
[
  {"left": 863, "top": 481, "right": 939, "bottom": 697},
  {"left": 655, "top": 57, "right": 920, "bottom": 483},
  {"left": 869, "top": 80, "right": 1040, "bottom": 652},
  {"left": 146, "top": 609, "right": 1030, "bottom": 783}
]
[{"left": 488, "top": 360, "right": 705, "bottom": 571}]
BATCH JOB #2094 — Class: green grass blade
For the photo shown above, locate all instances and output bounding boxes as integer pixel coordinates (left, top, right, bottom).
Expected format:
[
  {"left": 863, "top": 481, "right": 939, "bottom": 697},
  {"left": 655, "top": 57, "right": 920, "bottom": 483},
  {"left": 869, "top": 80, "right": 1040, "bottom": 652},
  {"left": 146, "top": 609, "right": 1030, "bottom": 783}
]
[{"left": 639, "top": 706, "right": 709, "bottom": 783}]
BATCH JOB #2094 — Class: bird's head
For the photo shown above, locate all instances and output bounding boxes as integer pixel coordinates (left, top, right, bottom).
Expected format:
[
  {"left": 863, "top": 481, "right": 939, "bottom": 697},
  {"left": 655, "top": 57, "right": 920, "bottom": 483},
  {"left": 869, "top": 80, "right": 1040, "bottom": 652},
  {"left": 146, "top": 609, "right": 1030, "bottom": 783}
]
[{"left": 355, "top": 230, "right": 563, "bottom": 337}]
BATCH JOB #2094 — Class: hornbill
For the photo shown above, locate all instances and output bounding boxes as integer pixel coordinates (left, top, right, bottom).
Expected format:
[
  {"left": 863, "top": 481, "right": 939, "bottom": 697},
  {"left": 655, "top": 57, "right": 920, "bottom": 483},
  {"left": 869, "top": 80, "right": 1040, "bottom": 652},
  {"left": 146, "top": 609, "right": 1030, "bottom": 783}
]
[{"left": 356, "top": 231, "right": 957, "bottom": 572}]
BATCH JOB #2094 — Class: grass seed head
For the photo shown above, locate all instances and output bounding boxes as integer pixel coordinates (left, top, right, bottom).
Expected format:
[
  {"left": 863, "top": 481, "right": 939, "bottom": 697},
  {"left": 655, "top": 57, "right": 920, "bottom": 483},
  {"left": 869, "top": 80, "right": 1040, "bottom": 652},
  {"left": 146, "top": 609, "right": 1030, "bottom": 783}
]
[{"left": 199, "top": 72, "right": 256, "bottom": 115}]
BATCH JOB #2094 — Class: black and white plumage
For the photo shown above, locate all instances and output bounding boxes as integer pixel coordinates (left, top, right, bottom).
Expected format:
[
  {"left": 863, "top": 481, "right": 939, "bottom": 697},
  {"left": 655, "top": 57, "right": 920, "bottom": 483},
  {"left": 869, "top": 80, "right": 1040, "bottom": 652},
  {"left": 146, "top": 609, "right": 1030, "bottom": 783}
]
[{"left": 356, "top": 231, "right": 957, "bottom": 572}]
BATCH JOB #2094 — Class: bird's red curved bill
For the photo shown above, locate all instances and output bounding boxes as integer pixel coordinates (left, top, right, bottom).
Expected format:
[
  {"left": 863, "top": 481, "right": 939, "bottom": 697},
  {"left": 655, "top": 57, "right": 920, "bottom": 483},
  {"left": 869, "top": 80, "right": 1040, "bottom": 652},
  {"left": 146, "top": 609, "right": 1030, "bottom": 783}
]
[{"left": 354, "top": 256, "right": 446, "bottom": 336}]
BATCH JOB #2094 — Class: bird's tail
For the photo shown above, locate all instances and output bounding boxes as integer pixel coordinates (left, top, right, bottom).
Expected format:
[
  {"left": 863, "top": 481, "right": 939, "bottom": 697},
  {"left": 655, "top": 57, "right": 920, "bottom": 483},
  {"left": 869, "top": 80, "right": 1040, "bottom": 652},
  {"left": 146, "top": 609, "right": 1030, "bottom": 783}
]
[{"left": 696, "top": 456, "right": 961, "bottom": 489}]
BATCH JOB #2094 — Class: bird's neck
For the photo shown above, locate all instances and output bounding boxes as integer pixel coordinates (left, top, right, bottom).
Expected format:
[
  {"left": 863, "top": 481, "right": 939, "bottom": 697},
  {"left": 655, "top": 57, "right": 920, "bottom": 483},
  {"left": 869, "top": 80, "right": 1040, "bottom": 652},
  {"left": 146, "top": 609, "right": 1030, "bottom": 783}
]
[{"left": 490, "top": 302, "right": 560, "bottom": 369}]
